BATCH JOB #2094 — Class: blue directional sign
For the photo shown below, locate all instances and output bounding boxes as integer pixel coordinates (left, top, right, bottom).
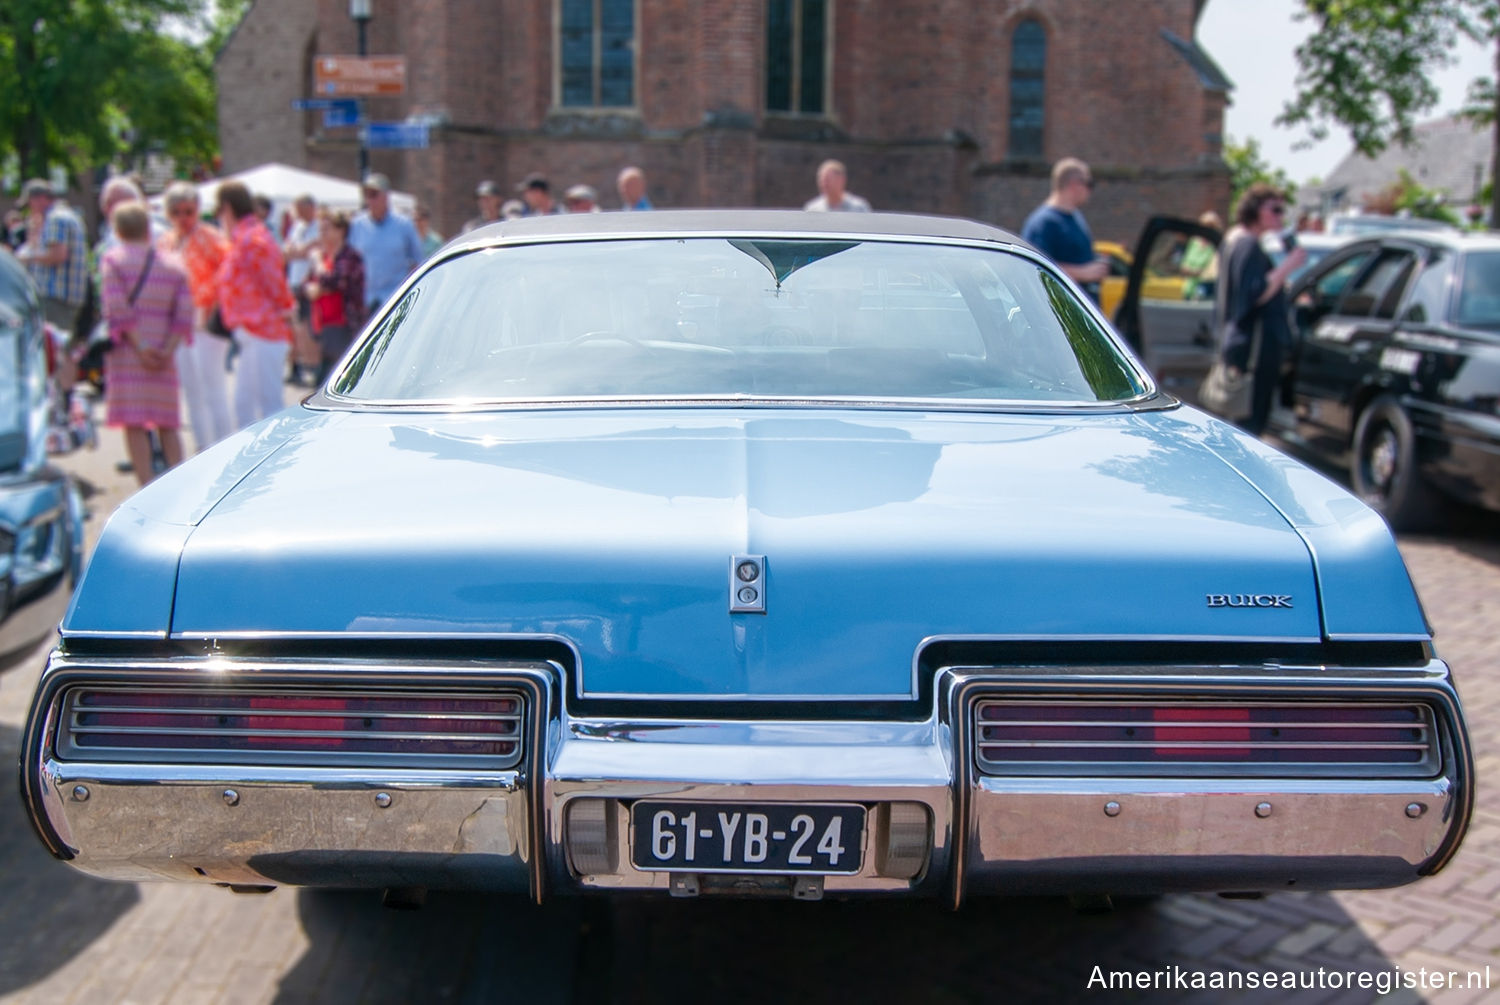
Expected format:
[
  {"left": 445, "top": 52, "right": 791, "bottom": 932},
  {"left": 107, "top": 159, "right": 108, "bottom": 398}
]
[
  {"left": 322, "top": 100, "right": 361, "bottom": 127},
  {"left": 292, "top": 98, "right": 341, "bottom": 111},
  {"left": 364, "top": 122, "right": 430, "bottom": 150}
]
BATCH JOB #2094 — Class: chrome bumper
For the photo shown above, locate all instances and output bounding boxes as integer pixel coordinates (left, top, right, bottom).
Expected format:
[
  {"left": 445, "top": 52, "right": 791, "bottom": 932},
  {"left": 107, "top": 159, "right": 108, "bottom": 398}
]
[{"left": 22, "top": 657, "right": 1473, "bottom": 903}]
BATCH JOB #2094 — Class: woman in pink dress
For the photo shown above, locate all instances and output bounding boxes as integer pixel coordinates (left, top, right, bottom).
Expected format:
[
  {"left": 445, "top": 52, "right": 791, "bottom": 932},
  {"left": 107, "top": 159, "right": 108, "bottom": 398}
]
[{"left": 100, "top": 202, "right": 193, "bottom": 485}]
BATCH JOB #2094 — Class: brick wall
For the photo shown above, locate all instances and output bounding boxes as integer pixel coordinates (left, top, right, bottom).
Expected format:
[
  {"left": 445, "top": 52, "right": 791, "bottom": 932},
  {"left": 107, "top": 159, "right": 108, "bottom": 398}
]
[
  {"left": 219, "top": 0, "right": 1230, "bottom": 243},
  {"left": 216, "top": 0, "right": 319, "bottom": 172}
]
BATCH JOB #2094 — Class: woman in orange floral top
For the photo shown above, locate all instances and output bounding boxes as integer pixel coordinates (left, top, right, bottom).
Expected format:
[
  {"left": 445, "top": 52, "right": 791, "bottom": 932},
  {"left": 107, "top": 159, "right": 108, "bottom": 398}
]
[
  {"left": 158, "top": 181, "right": 234, "bottom": 452},
  {"left": 213, "top": 180, "right": 294, "bottom": 429}
]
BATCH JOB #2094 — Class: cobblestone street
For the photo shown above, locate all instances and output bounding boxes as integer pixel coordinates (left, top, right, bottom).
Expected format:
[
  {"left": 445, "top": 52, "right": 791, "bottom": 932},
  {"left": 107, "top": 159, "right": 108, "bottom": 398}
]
[{"left": 1, "top": 421, "right": 1496, "bottom": 1004}]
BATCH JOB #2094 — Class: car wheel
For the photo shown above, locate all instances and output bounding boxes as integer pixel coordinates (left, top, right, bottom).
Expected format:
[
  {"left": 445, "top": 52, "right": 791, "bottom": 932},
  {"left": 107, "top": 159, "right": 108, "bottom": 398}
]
[{"left": 1350, "top": 396, "right": 1444, "bottom": 531}]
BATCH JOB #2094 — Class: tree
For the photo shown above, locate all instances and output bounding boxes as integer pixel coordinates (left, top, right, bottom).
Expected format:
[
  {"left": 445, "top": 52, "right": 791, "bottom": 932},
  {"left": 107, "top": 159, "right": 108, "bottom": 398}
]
[
  {"left": 0, "top": 0, "right": 241, "bottom": 187},
  {"left": 1278, "top": 0, "right": 1500, "bottom": 226},
  {"left": 1364, "top": 168, "right": 1464, "bottom": 223},
  {"left": 1223, "top": 136, "right": 1297, "bottom": 211}
]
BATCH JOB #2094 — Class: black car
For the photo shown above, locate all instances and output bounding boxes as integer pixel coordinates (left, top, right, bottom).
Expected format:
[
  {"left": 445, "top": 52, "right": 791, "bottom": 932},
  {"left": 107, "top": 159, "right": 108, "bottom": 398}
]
[{"left": 1277, "top": 231, "right": 1500, "bottom": 530}]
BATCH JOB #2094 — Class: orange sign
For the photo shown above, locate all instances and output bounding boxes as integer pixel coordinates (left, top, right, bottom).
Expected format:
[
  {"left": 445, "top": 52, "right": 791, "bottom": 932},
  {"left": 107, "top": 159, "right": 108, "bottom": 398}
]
[{"left": 314, "top": 56, "right": 407, "bottom": 97}]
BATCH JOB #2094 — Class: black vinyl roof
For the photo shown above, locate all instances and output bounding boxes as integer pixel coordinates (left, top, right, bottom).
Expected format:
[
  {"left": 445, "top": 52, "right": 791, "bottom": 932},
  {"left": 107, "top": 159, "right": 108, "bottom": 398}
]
[{"left": 447, "top": 209, "right": 1023, "bottom": 253}]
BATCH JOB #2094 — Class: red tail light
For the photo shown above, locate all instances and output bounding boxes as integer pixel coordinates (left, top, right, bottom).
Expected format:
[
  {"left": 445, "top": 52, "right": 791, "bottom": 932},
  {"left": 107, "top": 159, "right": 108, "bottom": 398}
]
[
  {"left": 974, "top": 700, "right": 1439, "bottom": 778},
  {"left": 60, "top": 688, "right": 525, "bottom": 768},
  {"left": 1151, "top": 706, "right": 1250, "bottom": 756}
]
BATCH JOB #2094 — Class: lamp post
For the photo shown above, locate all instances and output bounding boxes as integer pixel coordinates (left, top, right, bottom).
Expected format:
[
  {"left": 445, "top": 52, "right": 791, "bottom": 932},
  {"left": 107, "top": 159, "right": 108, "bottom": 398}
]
[{"left": 350, "top": 0, "right": 371, "bottom": 180}]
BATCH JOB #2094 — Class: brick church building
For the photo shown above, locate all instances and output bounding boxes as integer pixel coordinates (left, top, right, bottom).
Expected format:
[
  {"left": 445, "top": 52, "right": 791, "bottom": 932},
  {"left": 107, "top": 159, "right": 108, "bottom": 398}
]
[{"left": 217, "top": 0, "right": 1233, "bottom": 242}]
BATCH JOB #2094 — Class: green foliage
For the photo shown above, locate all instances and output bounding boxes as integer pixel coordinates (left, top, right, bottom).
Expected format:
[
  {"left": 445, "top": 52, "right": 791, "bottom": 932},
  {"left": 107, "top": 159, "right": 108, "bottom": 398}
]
[
  {"left": 0, "top": 0, "right": 247, "bottom": 187},
  {"left": 1280, "top": 0, "right": 1494, "bottom": 154},
  {"left": 1365, "top": 169, "right": 1464, "bottom": 223},
  {"left": 1223, "top": 136, "right": 1296, "bottom": 210},
  {"left": 1282, "top": 0, "right": 1500, "bottom": 225}
]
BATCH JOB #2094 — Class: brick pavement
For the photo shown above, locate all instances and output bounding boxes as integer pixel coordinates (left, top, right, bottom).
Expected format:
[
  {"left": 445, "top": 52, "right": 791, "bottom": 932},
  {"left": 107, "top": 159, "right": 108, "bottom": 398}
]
[{"left": 0, "top": 415, "right": 1496, "bottom": 1004}]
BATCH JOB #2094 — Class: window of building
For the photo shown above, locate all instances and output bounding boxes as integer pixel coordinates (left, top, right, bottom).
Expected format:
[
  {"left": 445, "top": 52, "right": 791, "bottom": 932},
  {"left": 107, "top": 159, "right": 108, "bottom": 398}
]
[
  {"left": 559, "top": 0, "right": 635, "bottom": 108},
  {"left": 766, "top": 0, "right": 828, "bottom": 115},
  {"left": 1009, "top": 19, "right": 1046, "bottom": 159}
]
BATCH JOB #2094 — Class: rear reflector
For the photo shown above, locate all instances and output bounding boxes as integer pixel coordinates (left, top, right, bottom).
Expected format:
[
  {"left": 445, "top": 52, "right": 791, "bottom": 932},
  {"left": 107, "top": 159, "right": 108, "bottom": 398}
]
[
  {"left": 58, "top": 687, "right": 525, "bottom": 770},
  {"left": 974, "top": 700, "right": 1440, "bottom": 778}
]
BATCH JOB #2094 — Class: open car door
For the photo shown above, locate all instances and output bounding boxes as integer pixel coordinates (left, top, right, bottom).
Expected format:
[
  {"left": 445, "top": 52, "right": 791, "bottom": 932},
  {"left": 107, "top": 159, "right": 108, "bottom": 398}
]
[{"left": 1114, "top": 215, "right": 1222, "bottom": 405}]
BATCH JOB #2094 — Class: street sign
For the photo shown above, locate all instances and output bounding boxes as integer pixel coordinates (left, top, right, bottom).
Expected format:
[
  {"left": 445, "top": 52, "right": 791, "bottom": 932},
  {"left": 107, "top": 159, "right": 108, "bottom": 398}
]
[
  {"left": 314, "top": 55, "right": 407, "bottom": 97},
  {"left": 364, "top": 122, "right": 429, "bottom": 150},
  {"left": 322, "top": 100, "right": 361, "bottom": 127},
  {"left": 293, "top": 97, "right": 361, "bottom": 125}
]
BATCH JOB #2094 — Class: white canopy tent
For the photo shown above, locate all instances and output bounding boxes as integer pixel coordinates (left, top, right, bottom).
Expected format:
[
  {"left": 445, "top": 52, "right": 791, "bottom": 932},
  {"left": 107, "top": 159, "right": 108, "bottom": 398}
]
[{"left": 150, "top": 162, "right": 416, "bottom": 220}]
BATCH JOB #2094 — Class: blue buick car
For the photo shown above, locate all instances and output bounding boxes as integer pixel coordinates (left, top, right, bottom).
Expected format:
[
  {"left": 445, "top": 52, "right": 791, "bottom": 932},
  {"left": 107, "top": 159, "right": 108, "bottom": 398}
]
[{"left": 21, "top": 212, "right": 1471, "bottom": 905}]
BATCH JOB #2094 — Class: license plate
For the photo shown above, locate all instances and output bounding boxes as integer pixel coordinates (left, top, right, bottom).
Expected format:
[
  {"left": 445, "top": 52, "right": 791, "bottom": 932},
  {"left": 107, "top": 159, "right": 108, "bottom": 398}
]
[{"left": 630, "top": 801, "right": 865, "bottom": 874}]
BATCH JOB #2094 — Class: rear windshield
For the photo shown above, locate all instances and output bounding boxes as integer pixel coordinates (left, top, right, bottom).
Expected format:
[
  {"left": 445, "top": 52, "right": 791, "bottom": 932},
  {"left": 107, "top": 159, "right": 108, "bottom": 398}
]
[
  {"left": 332, "top": 237, "right": 1147, "bottom": 405},
  {"left": 1456, "top": 251, "right": 1500, "bottom": 330}
]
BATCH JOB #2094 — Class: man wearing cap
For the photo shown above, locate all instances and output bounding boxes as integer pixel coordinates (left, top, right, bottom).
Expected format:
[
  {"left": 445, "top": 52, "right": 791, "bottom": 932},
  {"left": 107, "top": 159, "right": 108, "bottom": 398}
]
[
  {"left": 462, "top": 180, "right": 504, "bottom": 234},
  {"left": 517, "top": 174, "right": 564, "bottom": 216},
  {"left": 348, "top": 172, "right": 422, "bottom": 315},
  {"left": 15, "top": 179, "right": 88, "bottom": 335},
  {"left": 564, "top": 185, "right": 602, "bottom": 214}
]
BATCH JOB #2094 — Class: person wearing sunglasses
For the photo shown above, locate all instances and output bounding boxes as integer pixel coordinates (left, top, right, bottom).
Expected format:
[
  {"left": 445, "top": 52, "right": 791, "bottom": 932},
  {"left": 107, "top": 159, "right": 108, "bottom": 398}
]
[
  {"left": 1214, "top": 182, "right": 1308, "bottom": 436},
  {"left": 1021, "top": 157, "right": 1109, "bottom": 303},
  {"left": 158, "top": 181, "right": 234, "bottom": 452}
]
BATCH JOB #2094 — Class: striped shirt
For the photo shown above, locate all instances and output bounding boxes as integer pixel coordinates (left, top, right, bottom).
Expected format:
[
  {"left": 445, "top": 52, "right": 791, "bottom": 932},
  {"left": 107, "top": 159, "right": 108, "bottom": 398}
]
[
  {"left": 28, "top": 203, "right": 88, "bottom": 306},
  {"left": 101, "top": 243, "right": 193, "bottom": 348}
]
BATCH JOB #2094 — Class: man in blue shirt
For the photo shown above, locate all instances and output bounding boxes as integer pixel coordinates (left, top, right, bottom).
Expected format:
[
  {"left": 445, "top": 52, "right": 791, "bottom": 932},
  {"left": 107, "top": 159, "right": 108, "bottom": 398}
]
[
  {"left": 1020, "top": 158, "right": 1108, "bottom": 302},
  {"left": 349, "top": 173, "right": 422, "bottom": 314}
]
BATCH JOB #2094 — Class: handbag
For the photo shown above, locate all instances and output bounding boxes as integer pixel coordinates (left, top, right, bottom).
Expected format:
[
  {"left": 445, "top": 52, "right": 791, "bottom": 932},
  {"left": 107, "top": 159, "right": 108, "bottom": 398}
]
[
  {"left": 1197, "top": 233, "right": 1260, "bottom": 422},
  {"left": 109, "top": 248, "right": 157, "bottom": 354},
  {"left": 1198, "top": 352, "right": 1254, "bottom": 421},
  {"left": 204, "top": 304, "right": 232, "bottom": 338}
]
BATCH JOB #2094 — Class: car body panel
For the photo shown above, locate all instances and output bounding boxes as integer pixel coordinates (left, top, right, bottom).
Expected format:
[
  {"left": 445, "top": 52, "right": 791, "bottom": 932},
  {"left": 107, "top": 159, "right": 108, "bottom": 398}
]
[{"left": 155, "top": 407, "right": 1333, "bottom": 699}]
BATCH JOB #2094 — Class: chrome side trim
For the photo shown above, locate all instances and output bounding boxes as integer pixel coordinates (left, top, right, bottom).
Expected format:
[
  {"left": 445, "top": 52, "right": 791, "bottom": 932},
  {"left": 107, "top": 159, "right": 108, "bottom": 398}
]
[
  {"left": 920, "top": 632, "right": 1344, "bottom": 646},
  {"left": 1324, "top": 633, "right": 1435, "bottom": 642},
  {"left": 60, "top": 630, "right": 170, "bottom": 640}
]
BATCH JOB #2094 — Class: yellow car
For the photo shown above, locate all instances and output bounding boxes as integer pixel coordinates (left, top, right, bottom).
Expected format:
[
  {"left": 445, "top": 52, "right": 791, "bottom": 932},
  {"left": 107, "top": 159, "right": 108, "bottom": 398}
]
[{"left": 1095, "top": 239, "right": 1208, "bottom": 323}]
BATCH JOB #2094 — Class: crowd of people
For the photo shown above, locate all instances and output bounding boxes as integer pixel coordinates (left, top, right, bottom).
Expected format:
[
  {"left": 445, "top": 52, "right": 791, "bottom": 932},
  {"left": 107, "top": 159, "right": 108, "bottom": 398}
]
[
  {"left": 14, "top": 151, "right": 1244, "bottom": 485},
  {"left": 5, "top": 173, "right": 372, "bottom": 487},
  {"left": 0, "top": 162, "right": 676, "bottom": 488}
]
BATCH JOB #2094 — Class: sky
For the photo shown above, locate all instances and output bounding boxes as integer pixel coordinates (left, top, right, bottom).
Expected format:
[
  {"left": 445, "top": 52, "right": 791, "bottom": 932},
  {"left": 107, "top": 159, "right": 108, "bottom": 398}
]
[{"left": 1197, "top": 0, "right": 1494, "bottom": 185}]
